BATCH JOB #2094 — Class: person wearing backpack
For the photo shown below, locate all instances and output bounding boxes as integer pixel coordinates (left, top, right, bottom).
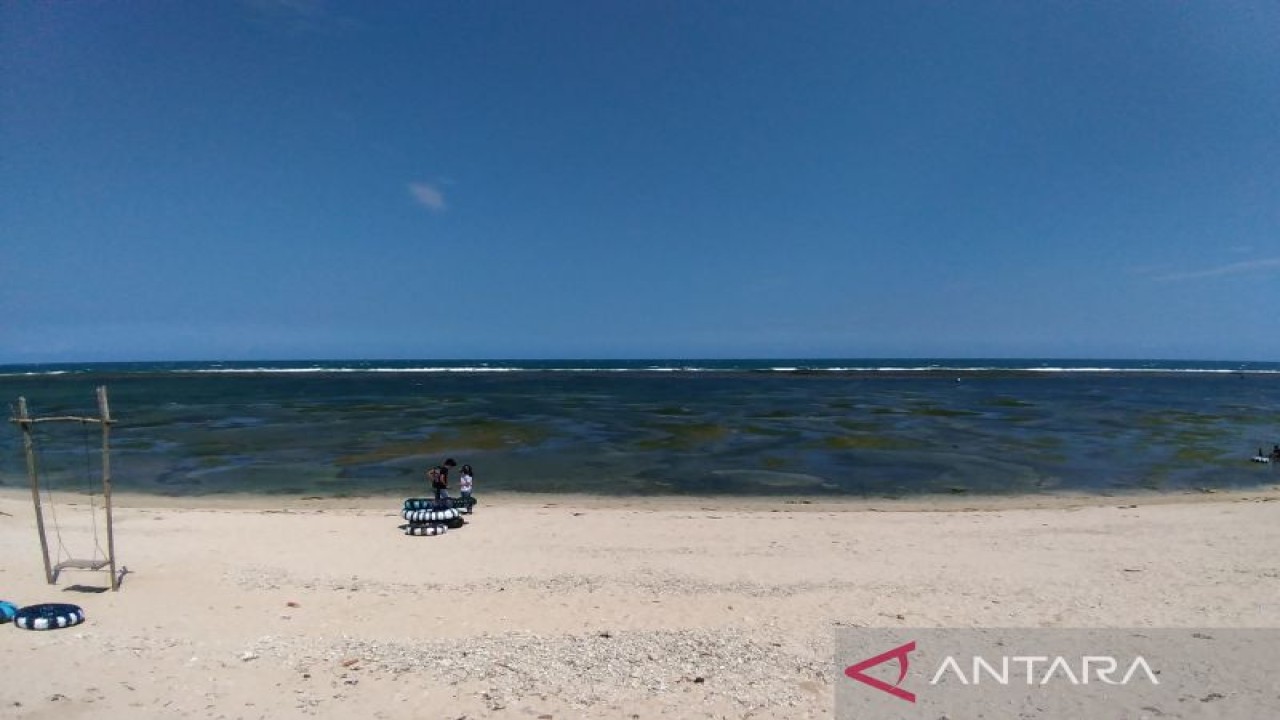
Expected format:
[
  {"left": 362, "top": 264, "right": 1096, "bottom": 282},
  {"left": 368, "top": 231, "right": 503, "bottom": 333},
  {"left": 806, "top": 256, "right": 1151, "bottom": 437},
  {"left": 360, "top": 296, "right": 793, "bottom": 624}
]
[
  {"left": 429, "top": 458, "right": 457, "bottom": 501},
  {"left": 426, "top": 465, "right": 444, "bottom": 499}
]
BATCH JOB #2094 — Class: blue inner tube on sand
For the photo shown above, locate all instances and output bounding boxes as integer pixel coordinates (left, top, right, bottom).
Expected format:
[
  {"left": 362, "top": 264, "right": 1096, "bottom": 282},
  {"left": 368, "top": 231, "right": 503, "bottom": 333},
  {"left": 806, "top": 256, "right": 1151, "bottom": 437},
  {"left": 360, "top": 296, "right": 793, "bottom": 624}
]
[
  {"left": 403, "top": 498, "right": 448, "bottom": 511},
  {"left": 403, "top": 496, "right": 478, "bottom": 512},
  {"left": 14, "top": 603, "right": 85, "bottom": 631},
  {"left": 0, "top": 600, "right": 17, "bottom": 623}
]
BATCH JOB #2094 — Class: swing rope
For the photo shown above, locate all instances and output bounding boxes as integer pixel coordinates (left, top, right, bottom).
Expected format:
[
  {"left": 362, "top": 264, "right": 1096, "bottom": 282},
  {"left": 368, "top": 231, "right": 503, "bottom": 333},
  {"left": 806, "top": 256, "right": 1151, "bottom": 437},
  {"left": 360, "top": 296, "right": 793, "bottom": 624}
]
[
  {"left": 81, "top": 418, "right": 107, "bottom": 562},
  {"left": 33, "top": 418, "right": 107, "bottom": 565},
  {"left": 33, "top": 422, "right": 71, "bottom": 564}
]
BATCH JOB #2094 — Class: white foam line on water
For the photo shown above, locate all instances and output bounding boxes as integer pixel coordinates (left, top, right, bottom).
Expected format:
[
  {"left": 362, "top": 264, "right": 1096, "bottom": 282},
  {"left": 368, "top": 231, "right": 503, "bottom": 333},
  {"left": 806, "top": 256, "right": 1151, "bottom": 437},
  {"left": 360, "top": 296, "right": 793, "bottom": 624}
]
[{"left": 3, "top": 362, "right": 1279, "bottom": 377}]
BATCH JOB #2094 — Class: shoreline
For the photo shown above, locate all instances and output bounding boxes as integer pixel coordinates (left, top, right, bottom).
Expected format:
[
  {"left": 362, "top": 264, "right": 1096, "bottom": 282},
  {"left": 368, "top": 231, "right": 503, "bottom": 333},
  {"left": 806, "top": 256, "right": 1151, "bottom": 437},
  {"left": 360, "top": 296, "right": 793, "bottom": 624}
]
[{"left": 4, "top": 483, "right": 1279, "bottom": 512}]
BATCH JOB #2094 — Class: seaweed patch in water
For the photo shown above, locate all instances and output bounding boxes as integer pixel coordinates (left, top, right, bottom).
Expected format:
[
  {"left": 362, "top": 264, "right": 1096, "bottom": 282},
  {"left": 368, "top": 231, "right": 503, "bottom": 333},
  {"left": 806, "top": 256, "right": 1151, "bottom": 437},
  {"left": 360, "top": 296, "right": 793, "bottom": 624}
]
[
  {"left": 909, "top": 405, "right": 981, "bottom": 418},
  {"left": 760, "top": 455, "right": 788, "bottom": 470},
  {"left": 816, "top": 434, "right": 916, "bottom": 451},
  {"left": 634, "top": 422, "right": 730, "bottom": 451},
  {"left": 834, "top": 419, "right": 883, "bottom": 432},
  {"left": 1172, "top": 446, "right": 1230, "bottom": 464},
  {"left": 336, "top": 420, "right": 552, "bottom": 464},
  {"left": 742, "top": 424, "right": 793, "bottom": 437},
  {"left": 1138, "top": 410, "right": 1226, "bottom": 428},
  {"left": 987, "top": 396, "right": 1034, "bottom": 408}
]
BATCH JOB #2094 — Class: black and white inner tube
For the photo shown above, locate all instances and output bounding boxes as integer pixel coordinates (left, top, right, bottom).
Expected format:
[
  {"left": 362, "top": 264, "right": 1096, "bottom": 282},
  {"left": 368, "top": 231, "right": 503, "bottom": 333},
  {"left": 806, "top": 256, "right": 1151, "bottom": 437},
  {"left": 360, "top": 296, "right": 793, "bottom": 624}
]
[
  {"left": 404, "top": 524, "right": 447, "bottom": 536},
  {"left": 14, "top": 603, "right": 86, "bottom": 631},
  {"left": 403, "top": 507, "right": 460, "bottom": 523}
]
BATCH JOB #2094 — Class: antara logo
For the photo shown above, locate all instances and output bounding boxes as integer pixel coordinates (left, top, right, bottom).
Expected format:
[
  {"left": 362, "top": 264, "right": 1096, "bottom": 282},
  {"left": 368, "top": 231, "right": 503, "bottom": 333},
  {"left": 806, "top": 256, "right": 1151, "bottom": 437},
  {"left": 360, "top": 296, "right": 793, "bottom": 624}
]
[
  {"left": 845, "top": 641, "right": 918, "bottom": 703},
  {"left": 845, "top": 641, "right": 1160, "bottom": 703}
]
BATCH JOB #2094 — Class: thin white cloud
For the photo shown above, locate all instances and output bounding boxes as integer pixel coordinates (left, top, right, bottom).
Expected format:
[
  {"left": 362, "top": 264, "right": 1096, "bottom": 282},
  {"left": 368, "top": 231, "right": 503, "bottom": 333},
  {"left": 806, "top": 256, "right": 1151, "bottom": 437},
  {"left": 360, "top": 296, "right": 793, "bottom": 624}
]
[
  {"left": 408, "top": 182, "right": 447, "bottom": 213},
  {"left": 1154, "top": 257, "right": 1280, "bottom": 282}
]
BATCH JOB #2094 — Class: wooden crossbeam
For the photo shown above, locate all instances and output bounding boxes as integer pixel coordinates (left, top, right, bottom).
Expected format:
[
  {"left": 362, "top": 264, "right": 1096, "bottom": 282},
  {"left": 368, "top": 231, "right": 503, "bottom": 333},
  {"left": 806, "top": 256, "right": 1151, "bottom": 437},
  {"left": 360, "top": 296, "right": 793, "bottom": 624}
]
[{"left": 11, "top": 416, "right": 111, "bottom": 425}]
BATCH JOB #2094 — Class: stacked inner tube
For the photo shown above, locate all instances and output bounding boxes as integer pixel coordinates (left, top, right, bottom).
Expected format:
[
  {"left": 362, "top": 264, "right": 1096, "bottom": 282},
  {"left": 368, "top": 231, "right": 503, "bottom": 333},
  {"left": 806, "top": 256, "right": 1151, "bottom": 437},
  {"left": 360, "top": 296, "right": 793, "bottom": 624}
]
[{"left": 401, "top": 497, "right": 468, "bottom": 536}]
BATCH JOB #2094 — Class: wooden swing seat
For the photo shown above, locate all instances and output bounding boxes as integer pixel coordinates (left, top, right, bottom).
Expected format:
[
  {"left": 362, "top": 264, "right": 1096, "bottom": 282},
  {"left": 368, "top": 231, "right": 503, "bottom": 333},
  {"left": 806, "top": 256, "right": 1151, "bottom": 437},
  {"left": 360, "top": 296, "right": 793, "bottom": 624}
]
[{"left": 55, "top": 558, "right": 111, "bottom": 571}]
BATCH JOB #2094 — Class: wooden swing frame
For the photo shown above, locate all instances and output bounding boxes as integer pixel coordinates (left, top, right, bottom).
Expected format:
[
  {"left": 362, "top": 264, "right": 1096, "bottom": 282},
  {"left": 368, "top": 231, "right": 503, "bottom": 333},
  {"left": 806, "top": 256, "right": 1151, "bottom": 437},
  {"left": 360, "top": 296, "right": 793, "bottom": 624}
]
[{"left": 10, "top": 386, "right": 120, "bottom": 591}]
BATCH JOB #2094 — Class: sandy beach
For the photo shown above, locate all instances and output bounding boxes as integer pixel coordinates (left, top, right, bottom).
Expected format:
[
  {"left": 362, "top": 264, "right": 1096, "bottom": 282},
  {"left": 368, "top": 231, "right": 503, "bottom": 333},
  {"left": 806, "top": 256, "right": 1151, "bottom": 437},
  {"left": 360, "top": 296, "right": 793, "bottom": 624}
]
[{"left": 1, "top": 486, "right": 1279, "bottom": 719}]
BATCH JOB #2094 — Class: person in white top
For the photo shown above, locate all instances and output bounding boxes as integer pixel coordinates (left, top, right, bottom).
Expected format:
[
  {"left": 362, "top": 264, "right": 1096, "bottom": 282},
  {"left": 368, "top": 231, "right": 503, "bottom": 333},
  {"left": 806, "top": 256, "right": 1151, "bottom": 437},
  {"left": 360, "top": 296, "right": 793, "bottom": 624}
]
[{"left": 459, "top": 464, "right": 475, "bottom": 512}]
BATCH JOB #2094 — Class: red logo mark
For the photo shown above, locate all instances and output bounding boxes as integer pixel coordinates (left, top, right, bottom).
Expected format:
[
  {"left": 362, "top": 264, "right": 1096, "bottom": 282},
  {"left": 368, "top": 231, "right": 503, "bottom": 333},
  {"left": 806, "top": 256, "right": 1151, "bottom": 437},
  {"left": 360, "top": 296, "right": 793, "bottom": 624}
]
[{"left": 844, "top": 641, "right": 917, "bottom": 703}]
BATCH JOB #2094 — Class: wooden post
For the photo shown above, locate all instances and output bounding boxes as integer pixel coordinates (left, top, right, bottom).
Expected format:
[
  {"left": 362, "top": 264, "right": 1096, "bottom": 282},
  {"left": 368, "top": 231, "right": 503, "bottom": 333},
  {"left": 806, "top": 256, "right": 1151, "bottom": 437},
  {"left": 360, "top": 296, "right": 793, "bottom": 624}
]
[
  {"left": 97, "top": 386, "right": 119, "bottom": 591},
  {"left": 16, "top": 397, "right": 56, "bottom": 584}
]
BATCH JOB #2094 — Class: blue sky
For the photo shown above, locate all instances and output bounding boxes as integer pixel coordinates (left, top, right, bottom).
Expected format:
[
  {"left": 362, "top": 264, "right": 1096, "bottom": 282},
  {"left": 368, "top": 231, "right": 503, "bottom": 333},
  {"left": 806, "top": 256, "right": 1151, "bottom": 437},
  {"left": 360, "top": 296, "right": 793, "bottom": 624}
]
[{"left": 3, "top": 1, "right": 1277, "bottom": 362}]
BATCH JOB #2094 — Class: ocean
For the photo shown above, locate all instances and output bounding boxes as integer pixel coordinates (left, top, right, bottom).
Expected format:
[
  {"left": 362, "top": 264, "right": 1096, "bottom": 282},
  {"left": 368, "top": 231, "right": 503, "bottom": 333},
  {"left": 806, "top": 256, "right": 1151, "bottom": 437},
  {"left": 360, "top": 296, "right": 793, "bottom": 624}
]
[{"left": 2, "top": 359, "right": 1278, "bottom": 498}]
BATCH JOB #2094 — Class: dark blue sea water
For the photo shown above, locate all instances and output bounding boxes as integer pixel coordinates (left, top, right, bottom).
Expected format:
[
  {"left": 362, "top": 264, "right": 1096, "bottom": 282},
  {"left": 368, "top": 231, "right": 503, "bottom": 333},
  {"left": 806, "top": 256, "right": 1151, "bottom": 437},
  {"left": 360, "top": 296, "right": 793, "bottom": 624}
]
[{"left": 2, "top": 359, "right": 1278, "bottom": 497}]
